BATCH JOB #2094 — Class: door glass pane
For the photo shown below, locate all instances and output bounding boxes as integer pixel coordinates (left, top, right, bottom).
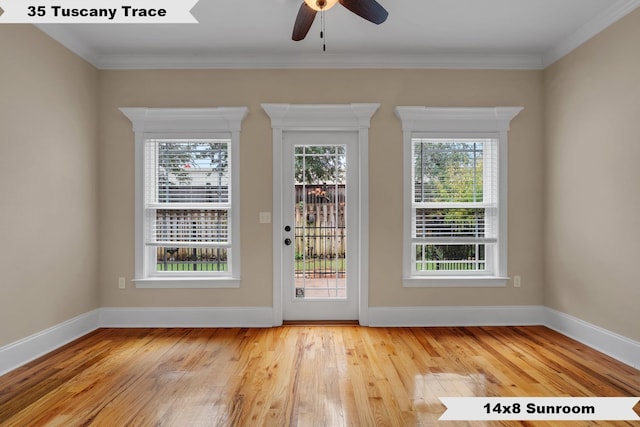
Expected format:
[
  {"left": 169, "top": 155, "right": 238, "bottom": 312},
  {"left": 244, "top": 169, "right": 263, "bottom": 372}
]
[{"left": 294, "top": 145, "right": 347, "bottom": 299}]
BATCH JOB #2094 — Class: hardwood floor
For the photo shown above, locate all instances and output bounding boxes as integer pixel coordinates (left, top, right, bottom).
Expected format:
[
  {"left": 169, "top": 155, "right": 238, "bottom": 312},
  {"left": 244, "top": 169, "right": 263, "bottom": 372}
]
[{"left": 0, "top": 326, "right": 639, "bottom": 426}]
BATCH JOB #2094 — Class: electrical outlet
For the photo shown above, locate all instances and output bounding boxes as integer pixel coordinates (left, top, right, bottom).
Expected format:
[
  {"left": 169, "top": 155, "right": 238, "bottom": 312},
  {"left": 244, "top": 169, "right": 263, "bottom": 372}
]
[
  {"left": 118, "top": 277, "right": 126, "bottom": 289},
  {"left": 513, "top": 275, "right": 521, "bottom": 287}
]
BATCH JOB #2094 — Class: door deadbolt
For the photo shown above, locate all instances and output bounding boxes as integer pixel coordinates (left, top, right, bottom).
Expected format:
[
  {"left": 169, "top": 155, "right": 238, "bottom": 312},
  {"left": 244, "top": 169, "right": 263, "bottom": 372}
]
[
  {"left": 284, "top": 238, "right": 292, "bottom": 246},
  {"left": 284, "top": 225, "right": 291, "bottom": 232}
]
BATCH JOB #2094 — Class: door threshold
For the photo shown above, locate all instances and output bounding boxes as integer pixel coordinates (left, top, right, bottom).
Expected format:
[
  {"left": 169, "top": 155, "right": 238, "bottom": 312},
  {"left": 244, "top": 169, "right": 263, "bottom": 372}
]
[{"left": 282, "top": 320, "right": 360, "bottom": 327}]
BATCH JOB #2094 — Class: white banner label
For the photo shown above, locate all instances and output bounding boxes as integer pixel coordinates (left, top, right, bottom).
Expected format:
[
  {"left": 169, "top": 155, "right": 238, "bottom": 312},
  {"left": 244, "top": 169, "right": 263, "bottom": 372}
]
[
  {"left": 0, "top": 1, "right": 199, "bottom": 23},
  {"left": 439, "top": 397, "right": 640, "bottom": 421}
]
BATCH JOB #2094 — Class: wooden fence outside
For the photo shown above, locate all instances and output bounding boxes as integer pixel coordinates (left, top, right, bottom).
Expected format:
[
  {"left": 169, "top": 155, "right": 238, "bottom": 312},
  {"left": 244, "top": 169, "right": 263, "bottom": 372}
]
[
  {"left": 294, "top": 184, "right": 346, "bottom": 260},
  {"left": 151, "top": 185, "right": 348, "bottom": 270},
  {"left": 294, "top": 202, "right": 346, "bottom": 259}
]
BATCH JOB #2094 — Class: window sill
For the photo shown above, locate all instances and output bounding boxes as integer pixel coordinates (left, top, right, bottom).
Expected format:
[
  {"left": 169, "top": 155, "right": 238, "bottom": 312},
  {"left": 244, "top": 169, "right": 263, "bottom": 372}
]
[
  {"left": 133, "top": 277, "right": 241, "bottom": 289},
  {"left": 403, "top": 276, "right": 508, "bottom": 288}
]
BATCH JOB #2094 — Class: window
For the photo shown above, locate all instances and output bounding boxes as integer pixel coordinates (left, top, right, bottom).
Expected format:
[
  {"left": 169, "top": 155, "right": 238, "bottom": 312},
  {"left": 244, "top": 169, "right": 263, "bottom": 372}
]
[
  {"left": 145, "top": 138, "right": 231, "bottom": 274},
  {"left": 395, "top": 107, "right": 522, "bottom": 287},
  {"left": 120, "top": 107, "right": 248, "bottom": 288},
  {"left": 412, "top": 137, "right": 496, "bottom": 274}
]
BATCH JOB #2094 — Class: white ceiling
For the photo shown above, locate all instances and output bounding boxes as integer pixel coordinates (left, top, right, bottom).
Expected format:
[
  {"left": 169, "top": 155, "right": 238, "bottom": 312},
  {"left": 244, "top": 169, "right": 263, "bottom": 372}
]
[{"left": 37, "top": 0, "right": 640, "bottom": 69}]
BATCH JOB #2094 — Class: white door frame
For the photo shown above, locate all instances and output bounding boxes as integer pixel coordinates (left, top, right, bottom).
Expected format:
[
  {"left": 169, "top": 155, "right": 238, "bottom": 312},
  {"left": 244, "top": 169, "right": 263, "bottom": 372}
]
[{"left": 262, "top": 103, "right": 379, "bottom": 326}]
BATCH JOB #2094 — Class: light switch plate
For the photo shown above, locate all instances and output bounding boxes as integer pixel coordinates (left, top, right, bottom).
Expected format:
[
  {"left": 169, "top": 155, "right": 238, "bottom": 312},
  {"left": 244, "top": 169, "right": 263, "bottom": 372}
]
[{"left": 259, "top": 212, "right": 271, "bottom": 224}]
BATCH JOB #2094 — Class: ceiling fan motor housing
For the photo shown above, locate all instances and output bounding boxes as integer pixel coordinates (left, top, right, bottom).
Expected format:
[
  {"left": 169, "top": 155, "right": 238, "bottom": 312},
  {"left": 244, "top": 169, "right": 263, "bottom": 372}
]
[{"left": 304, "top": 0, "right": 339, "bottom": 12}]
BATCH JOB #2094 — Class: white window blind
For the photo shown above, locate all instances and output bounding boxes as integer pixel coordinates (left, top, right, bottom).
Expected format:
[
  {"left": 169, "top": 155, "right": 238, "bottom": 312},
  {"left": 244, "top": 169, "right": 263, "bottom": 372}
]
[
  {"left": 411, "top": 138, "right": 498, "bottom": 274},
  {"left": 142, "top": 138, "right": 234, "bottom": 276},
  {"left": 144, "top": 139, "right": 231, "bottom": 248}
]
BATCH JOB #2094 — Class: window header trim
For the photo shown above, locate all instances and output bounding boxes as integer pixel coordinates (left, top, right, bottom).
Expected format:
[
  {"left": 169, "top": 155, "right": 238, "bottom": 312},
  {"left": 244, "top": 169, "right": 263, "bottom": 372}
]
[
  {"left": 394, "top": 107, "right": 523, "bottom": 133},
  {"left": 120, "top": 107, "right": 248, "bottom": 133}
]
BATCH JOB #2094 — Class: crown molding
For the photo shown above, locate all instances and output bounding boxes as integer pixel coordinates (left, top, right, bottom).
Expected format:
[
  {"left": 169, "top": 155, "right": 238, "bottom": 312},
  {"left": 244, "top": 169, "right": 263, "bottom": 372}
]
[
  {"left": 93, "top": 52, "right": 544, "bottom": 70},
  {"left": 36, "top": 0, "right": 640, "bottom": 71},
  {"left": 34, "top": 24, "right": 543, "bottom": 70},
  {"left": 542, "top": 0, "right": 640, "bottom": 67}
]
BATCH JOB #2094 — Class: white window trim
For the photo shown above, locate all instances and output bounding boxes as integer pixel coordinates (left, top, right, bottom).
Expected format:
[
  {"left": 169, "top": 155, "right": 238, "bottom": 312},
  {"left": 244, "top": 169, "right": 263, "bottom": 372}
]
[
  {"left": 394, "top": 106, "right": 523, "bottom": 288},
  {"left": 120, "top": 107, "right": 248, "bottom": 288}
]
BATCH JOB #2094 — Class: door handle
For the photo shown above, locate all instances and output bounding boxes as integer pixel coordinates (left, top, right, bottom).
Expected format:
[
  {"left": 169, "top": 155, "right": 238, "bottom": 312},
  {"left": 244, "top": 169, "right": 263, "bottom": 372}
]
[{"left": 284, "top": 238, "right": 292, "bottom": 246}]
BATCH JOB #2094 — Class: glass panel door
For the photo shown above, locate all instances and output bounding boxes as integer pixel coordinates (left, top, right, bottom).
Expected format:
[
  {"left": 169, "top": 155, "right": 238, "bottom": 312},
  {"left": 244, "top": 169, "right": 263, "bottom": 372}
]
[
  {"left": 294, "top": 145, "right": 347, "bottom": 300},
  {"left": 282, "top": 131, "right": 358, "bottom": 320}
]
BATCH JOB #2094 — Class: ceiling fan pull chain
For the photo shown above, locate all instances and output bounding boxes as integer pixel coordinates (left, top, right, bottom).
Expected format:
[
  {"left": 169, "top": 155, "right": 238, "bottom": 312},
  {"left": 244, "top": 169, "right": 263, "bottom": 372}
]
[{"left": 321, "top": 10, "right": 326, "bottom": 51}]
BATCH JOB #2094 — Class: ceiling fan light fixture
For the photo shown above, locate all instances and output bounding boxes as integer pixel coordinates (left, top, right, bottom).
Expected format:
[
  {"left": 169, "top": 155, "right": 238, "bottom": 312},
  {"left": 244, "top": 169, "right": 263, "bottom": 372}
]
[{"left": 304, "top": 0, "right": 339, "bottom": 12}]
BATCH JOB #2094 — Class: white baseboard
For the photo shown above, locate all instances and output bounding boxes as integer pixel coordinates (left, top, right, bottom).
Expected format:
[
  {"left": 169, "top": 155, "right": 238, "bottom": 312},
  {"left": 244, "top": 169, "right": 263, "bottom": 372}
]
[
  {"left": 368, "top": 305, "right": 546, "bottom": 327},
  {"left": 0, "top": 310, "right": 100, "bottom": 376},
  {"left": 544, "top": 308, "right": 640, "bottom": 370},
  {"left": 2, "top": 305, "right": 639, "bottom": 376},
  {"left": 99, "top": 306, "right": 274, "bottom": 328}
]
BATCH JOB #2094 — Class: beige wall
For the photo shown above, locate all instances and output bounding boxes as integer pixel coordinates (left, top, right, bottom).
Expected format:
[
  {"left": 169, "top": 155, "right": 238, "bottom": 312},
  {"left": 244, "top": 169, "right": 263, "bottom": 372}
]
[
  {"left": 99, "top": 69, "right": 545, "bottom": 309},
  {"left": 544, "top": 9, "right": 640, "bottom": 341},
  {"left": 2, "top": 9, "right": 636, "bottom": 355},
  {"left": 0, "top": 25, "right": 100, "bottom": 347}
]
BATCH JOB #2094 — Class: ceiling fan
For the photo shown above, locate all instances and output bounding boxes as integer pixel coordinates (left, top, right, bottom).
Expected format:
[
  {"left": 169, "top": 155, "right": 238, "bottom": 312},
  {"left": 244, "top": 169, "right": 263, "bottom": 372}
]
[{"left": 292, "top": 0, "right": 388, "bottom": 42}]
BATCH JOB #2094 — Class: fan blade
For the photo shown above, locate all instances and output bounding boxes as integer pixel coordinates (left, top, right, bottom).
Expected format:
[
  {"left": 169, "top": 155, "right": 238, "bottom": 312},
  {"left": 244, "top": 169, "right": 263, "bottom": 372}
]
[
  {"left": 292, "top": 2, "right": 317, "bottom": 41},
  {"left": 339, "top": 0, "right": 388, "bottom": 24}
]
